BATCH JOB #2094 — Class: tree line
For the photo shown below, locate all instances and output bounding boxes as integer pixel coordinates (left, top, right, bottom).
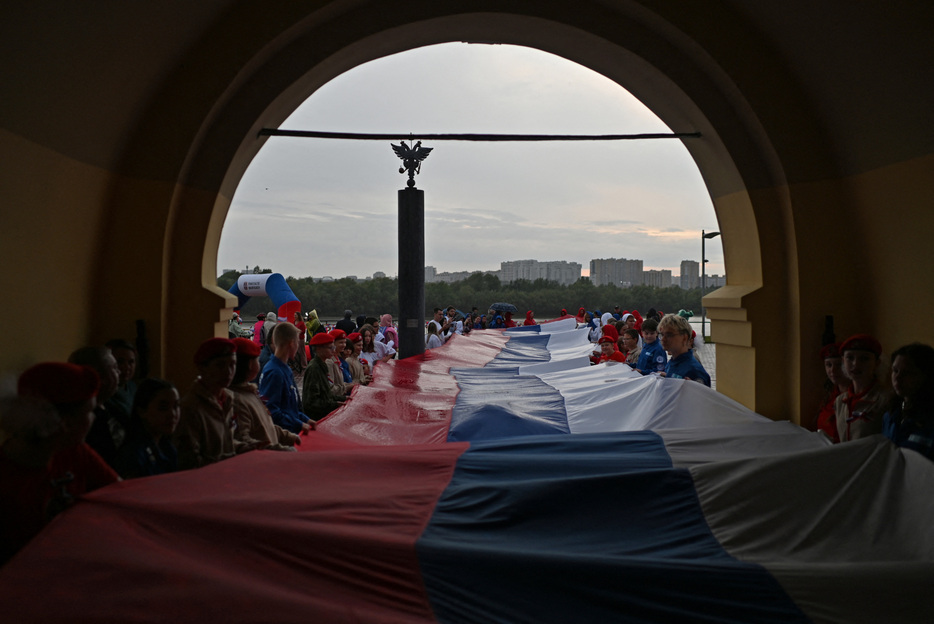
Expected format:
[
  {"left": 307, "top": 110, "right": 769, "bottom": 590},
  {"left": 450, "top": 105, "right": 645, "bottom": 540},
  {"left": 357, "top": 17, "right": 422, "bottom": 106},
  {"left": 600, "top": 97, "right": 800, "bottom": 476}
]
[{"left": 218, "top": 268, "right": 704, "bottom": 320}]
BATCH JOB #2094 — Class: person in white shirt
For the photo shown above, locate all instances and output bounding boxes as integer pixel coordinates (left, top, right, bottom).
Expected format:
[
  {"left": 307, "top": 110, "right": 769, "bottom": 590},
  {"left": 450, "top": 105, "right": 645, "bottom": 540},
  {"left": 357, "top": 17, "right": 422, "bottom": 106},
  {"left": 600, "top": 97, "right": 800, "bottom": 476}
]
[
  {"left": 445, "top": 307, "right": 463, "bottom": 338},
  {"left": 428, "top": 308, "right": 451, "bottom": 341}
]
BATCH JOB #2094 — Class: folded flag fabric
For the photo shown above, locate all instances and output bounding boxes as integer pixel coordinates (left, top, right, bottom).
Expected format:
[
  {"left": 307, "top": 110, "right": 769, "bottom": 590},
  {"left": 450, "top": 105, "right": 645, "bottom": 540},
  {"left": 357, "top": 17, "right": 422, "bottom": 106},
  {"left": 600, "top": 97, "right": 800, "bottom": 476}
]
[{"left": 2, "top": 321, "right": 932, "bottom": 623}]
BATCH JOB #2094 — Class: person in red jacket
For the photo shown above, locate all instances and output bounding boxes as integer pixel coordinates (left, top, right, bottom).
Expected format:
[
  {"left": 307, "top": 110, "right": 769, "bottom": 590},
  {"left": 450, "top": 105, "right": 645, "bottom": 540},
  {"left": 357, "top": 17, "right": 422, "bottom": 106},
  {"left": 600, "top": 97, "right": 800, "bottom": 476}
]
[
  {"left": 504, "top": 312, "right": 517, "bottom": 328},
  {"left": 251, "top": 313, "right": 266, "bottom": 345},
  {"left": 630, "top": 310, "right": 644, "bottom": 332},
  {"left": 597, "top": 335, "right": 627, "bottom": 364},
  {"left": 591, "top": 324, "right": 625, "bottom": 364}
]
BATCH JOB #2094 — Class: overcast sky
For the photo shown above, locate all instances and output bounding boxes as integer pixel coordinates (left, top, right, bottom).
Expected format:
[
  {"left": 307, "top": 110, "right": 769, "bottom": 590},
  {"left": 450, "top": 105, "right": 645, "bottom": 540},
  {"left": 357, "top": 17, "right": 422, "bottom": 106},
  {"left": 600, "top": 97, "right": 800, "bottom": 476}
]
[{"left": 217, "top": 43, "right": 724, "bottom": 280}]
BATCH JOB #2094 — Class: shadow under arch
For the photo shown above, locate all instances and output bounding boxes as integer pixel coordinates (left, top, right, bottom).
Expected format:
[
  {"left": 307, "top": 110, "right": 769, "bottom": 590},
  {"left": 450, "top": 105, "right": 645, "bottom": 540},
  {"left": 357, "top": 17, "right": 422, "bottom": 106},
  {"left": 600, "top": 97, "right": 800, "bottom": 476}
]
[{"left": 165, "top": 9, "right": 799, "bottom": 421}]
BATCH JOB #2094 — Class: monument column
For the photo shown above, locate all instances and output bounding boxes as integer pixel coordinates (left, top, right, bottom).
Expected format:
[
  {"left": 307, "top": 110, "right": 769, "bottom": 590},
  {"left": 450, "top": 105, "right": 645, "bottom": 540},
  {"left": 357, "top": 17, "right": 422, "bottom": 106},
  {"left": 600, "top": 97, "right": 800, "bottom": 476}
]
[
  {"left": 398, "top": 187, "right": 425, "bottom": 358},
  {"left": 393, "top": 140, "right": 433, "bottom": 358}
]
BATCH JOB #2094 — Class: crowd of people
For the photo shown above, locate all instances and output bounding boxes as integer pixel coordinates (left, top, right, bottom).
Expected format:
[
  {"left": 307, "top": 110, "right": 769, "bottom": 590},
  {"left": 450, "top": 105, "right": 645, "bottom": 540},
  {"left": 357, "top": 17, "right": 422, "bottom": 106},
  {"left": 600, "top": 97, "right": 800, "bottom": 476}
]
[
  {"left": 571, "top": 306, "right": 709, "bottom": 386},
  {"left": 816, "top": 335, "right": 934, "bottom": 457},
  {"left": 2, "top": 301, "right": 933, "bottom": 564}
]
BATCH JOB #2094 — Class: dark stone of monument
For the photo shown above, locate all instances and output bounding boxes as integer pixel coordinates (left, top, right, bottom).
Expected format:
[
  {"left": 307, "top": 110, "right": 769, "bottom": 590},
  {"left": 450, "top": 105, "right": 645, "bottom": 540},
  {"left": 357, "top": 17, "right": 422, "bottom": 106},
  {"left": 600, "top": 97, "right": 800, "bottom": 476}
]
[{"left": 398, "top": 187, "right": 425, "bottom": 359}]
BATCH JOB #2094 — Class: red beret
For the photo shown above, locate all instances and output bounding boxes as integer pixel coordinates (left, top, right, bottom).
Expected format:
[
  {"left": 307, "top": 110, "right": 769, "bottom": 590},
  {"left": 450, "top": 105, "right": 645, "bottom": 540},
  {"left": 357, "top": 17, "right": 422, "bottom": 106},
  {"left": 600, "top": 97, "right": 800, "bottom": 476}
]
[
  {"left": 232, "top": 337, "right": 261, "bottom": 358},
  {"left": 328, "top": 329, "right": 346, "bottom": 340},
  {"left": 309, "top": 333, "right": 335, "bottom": 347},
  {"left": 820, "top": 343, "right": 842, "bottom": 360},
  {"left": 840, "top": 334, "right": 882, "bottom": 357},
  {"left": 346, "top": 332, "right": 362, "bottom": 343},
  {"left": 18, "top": 362, "right": 100, "bottom": 405},
  {"left": 194, "top": 338, "right": 237, "bottom": 365},
  {"left": 598, "top": 336, "right": 616, "bottom": 345}
]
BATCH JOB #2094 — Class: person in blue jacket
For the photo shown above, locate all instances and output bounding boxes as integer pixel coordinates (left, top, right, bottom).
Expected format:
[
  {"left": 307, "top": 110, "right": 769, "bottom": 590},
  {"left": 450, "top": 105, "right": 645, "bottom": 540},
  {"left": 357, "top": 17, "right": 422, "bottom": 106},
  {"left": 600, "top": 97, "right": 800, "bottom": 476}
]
[
  {"left": 883, "top": 343, "right": 934, "bottom": 460},
  {"left": 259, "top": 322, "right": 313, "bottom": 434},
  {"left": 488, "top": 314, "right": 506, "bottom": 329},
  {"left": 634, "top": 318, "right": 667, "bottom": 375},
  {"left": 658, "top": 314, "right": 711, "bottom": 387}
]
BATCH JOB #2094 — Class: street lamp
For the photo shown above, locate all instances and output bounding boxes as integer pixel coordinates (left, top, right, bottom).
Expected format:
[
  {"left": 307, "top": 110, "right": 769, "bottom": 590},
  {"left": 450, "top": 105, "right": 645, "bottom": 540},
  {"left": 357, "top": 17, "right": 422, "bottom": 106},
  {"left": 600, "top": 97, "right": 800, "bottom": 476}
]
[{"left": 701, "top": 230, "right": 720, "bottom": 341}]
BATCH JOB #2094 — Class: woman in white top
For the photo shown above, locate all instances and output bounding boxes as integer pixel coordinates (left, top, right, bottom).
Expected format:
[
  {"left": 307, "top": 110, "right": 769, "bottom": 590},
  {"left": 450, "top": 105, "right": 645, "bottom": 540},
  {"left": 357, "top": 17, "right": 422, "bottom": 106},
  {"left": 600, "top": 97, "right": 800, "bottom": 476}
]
[
  {"left": 426, "top": 322, "right": 444, "bottom": 349},
  {"left": 358, "top": 324, "right": 395, "bottom": 368}
]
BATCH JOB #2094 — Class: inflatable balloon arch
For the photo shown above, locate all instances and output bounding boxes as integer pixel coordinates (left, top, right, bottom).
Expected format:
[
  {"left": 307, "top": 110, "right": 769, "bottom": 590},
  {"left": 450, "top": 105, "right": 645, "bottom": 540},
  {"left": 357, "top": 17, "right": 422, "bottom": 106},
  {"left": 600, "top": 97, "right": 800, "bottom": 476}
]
[{"left": 228, "top": 273, "right": 301, "bottom": 321}]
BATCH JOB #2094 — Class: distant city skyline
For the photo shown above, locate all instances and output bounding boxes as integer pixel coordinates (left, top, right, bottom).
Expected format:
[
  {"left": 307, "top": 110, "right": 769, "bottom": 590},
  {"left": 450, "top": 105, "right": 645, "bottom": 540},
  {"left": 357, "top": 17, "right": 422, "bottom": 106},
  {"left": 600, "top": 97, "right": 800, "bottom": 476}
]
[
  {"left": 217, "top": 43, "right": 725, "bottom": 280},
  {"left": 223, "top": 255, "right": 727, "bottom": 288}
]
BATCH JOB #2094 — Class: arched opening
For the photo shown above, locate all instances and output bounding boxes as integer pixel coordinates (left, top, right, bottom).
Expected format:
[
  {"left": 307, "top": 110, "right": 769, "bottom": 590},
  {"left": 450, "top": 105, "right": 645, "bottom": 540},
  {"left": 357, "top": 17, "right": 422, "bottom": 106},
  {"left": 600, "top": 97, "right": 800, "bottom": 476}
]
[
  {"left": 217, "top": 43, "right": 724, "bottom": 298},
  {"left": 159, "top": 11, "right": 798, "bottom": 421}
]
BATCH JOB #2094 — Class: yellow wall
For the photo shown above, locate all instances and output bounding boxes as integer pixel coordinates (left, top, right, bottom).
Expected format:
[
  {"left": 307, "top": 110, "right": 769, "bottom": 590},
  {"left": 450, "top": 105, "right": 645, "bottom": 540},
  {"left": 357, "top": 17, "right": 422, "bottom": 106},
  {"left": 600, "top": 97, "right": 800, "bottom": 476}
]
[
  {"left": 0, "top": 130, "right": 111, "bottom": 372},
  {"left": 852, "top": 153, "right": 934, "bottom": 348}
]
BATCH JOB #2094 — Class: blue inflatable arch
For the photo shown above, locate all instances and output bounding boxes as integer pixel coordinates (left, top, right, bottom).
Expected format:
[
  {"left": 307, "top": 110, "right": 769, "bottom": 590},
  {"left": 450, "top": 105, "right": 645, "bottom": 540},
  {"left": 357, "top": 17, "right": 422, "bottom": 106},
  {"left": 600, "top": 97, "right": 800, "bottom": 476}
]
[{"left": 227, "top": 273, "right": 301, "bottom": 321}]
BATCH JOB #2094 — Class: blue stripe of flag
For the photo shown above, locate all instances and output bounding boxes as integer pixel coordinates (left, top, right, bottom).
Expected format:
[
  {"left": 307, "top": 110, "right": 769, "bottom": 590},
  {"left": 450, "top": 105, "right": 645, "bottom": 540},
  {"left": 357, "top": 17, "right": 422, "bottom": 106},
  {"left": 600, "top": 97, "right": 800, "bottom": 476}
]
[
  {"left": 485, "top": 334, "right": 551, "bottom": 367},
  {"left": 448, "top": 368, "right": 570, "bottom": 441},
  {"left": 417, "top": 432, "right": 809, "bottom": 623}
]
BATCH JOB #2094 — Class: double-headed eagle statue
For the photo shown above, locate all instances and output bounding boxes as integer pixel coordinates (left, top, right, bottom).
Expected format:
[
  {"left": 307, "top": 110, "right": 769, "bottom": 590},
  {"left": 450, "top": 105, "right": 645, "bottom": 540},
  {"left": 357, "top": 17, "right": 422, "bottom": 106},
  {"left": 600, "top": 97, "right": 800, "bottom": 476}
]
[{"left": 391, "top": 140, "right": 433, "bottom": 188}]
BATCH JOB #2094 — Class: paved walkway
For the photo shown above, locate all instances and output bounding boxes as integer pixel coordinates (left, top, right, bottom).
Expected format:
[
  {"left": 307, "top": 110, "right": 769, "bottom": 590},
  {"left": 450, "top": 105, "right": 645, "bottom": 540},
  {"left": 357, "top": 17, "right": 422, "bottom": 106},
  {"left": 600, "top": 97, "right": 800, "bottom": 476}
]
[
  {"left": 693, "top": 341, "right": 717, "bottom": 390},
  {"left": 688, "top": 319, "right": 717, "bottom": 389}
]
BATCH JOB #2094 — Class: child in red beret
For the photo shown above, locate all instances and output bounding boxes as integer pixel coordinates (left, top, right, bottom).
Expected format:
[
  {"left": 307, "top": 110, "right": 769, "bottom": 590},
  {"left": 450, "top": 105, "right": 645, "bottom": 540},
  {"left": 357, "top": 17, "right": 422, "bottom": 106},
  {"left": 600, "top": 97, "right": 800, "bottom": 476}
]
[
  {"left": 1, "top": 363, "right": 119, "bottom": 563},
  {"left": 345, "top": 333, "right": 371, "bottom": 385},
  {"left": 301, "top": 332, "right": 346, "bottom": 422},
  {"left": 174, "top": 338, "right": 245, "bottom": 469},
  {"left": 230, "top": 337, "right": 302, "bottom": 450},
  {"left": 835, "top": 334, "right": 886, "bottom": 442}
]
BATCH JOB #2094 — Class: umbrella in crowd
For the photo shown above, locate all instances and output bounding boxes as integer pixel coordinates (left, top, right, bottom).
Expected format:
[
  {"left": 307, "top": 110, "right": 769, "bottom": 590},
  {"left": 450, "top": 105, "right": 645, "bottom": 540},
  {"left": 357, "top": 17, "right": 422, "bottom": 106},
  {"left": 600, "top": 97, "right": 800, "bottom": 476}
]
[{"left": 489, "top": 302, "right": 518, "bottom": 314}]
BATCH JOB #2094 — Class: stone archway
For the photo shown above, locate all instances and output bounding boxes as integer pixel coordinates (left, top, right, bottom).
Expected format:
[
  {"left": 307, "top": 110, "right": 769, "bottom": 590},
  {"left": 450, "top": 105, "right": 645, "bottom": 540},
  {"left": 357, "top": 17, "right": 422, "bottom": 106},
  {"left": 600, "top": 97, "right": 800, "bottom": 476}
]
[{"left": 160, "top": 9, "right": 799, "bottom": 421}]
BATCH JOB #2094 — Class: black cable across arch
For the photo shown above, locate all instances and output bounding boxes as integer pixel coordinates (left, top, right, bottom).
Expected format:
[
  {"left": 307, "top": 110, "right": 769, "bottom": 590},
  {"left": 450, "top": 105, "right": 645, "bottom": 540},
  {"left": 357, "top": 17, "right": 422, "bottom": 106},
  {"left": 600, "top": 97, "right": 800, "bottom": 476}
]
[{"left": 258, "top": 129, "right": 702, "bottom": 141}]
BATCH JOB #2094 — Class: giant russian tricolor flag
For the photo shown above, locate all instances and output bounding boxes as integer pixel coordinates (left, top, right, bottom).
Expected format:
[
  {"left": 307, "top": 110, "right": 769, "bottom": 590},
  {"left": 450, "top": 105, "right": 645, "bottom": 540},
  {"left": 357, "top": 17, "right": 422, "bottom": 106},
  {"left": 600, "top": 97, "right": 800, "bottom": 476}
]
[{"left": 2, "top": 320, "right": 933, "bottom": 623}]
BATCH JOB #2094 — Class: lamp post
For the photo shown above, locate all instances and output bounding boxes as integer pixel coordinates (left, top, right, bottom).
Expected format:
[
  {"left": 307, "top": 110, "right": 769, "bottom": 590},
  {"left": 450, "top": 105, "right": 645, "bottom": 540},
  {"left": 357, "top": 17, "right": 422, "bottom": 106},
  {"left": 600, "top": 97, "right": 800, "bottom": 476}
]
[{"left": 701, "top": 230, "right": 720, "bottom": 341}]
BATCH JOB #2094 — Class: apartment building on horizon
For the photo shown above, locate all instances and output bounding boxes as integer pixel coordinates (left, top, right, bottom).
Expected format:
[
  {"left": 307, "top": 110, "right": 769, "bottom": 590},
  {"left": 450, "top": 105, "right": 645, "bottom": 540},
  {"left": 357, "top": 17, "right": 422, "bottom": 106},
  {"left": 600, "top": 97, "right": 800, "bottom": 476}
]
[
  {"left": 643, "top": 269, "right": 672, "bottom": 288},
  {"left": 500, "top": 259, "right": 582, "bottom": 286},
  {"left": 589, "top": 257, "right": 645, "bottom": 288},
  {"left": 680, "top": 260, "right": 700, "bottom": 290}
]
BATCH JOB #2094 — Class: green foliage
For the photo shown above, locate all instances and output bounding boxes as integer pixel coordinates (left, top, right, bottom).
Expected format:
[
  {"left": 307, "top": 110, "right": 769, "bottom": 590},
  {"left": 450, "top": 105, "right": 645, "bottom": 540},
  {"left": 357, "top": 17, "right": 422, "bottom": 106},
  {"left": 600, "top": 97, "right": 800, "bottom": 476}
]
[
  {"left": 218, "top": 270, "right": 703, "bottom": 319},
  {"left": 217, "top": 270, "right": 239, "bottom": 292}
]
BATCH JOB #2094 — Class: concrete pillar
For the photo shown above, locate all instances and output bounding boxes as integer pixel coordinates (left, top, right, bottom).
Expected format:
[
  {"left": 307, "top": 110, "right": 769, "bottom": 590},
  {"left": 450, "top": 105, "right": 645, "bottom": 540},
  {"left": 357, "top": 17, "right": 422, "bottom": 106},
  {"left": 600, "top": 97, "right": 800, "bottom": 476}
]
[{"left": 398, "top": 187, "right": 425, "bottom": 359}]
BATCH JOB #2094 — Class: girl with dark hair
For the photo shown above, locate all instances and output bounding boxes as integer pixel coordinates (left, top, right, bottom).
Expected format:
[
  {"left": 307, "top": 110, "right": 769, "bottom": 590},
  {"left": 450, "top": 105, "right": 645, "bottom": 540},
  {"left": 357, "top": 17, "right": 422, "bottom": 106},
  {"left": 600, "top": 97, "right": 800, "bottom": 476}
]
[
  {"left": 426, "top": 322, "right": 443, "bottom": 349},
  {"left": 883, "top": 343, "right": 934, "bottom": 459},
  {"left": 113, "top": 378, "right": 179, "bottom": 479}
]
